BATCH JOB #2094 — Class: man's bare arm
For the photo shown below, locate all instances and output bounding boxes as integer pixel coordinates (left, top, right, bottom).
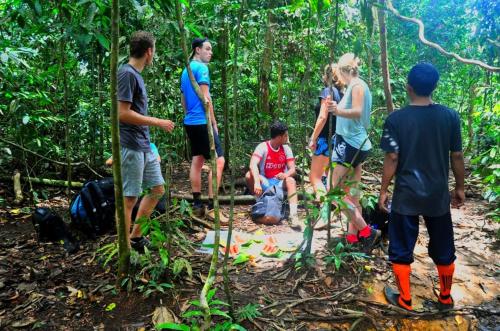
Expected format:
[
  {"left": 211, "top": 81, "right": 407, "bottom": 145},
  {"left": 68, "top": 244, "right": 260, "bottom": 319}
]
[
  {"left": 379, "top": 152, "right": 398, "bottom": 212},
  {"left": 450, "top": 151, "right": 465, "bottom": 207},
  {"left": 119, "top": 101, "right": 174, "bottom": 132}
]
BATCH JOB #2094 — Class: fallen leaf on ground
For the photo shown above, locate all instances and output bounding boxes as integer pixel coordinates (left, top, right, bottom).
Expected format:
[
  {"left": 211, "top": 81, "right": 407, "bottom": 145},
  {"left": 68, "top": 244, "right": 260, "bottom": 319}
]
[{"left": 152, "top": 306, "right": 178, "bottom": 326}]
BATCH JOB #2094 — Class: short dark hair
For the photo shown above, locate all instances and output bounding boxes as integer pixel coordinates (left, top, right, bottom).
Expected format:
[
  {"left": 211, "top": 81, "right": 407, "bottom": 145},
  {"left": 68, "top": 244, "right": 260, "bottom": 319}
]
[
  {"left": 407, "top": 63, "right": 439, "bottom": 96},
  {"left": 129, "top": 31, "right": 155, "bottom": 58},
  {"left": 190, "top": 37, "right": 209, "bottom": 59},
  {"left": 270, "top": 121, "right": 288, "bottom": 139}
]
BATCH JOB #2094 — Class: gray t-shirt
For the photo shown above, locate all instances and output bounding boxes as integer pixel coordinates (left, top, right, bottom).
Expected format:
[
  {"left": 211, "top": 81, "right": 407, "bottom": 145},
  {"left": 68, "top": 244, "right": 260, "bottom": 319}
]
[
  {"left": 117, "top": 64, "right": 151, "bottom": 152},
  {"left": 380, "top": 104, "right": 462, "bottom": 217}
]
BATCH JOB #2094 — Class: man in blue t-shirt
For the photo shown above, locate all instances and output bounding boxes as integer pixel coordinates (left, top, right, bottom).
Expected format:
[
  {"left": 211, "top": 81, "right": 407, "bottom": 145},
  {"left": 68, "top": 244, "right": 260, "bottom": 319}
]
[
  {"left": 378, "top": 63, "right": 465, "bottom": 311},
  {"left": 117, "top": 31, "right": 175, "bottom": 252},
  {"left": 180, "top": 38, "right": 227, "bottom": 225}
]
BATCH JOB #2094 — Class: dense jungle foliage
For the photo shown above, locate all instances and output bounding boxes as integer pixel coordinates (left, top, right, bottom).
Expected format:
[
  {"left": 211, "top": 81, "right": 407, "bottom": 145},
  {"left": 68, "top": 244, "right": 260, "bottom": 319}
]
[{"left": 0, "top": 0, "right": 498, "bottom": 217}]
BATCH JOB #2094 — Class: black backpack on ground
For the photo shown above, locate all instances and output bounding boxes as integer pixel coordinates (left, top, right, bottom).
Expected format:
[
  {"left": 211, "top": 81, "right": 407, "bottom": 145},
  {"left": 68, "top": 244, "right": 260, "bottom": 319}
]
[
  {"left": 362, "top": 204, "right": 390, "bottom": 236},
  {"left": 70, "top": 177, "right": 115, "bottom": 237},
  {"left": 70, "top": 177, "right": 167, "bottom": 237},
  {"left": 32, "top": 207, "right": 79, "bottom": 253}
]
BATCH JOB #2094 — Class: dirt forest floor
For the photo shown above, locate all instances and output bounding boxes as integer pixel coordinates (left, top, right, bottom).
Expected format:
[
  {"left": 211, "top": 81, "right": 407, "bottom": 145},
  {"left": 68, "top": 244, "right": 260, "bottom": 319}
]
[{"left": 0, "top": 163, "right": 499, "bottom": 330}]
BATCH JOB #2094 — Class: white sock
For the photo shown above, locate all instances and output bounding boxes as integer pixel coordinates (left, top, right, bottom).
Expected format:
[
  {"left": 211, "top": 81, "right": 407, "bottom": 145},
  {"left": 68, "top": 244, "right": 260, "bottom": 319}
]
[{"left": 290, "top": 203, "right": 298, "bottom": 216}]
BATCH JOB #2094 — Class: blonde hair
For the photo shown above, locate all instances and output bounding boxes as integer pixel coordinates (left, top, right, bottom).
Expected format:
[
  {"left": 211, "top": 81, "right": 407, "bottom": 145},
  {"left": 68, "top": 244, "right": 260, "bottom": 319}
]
[
  {"left": 337, "top": 53, "right": 360, "bottom": 76},
  {"left": 323, "top": 63, "right": 343, "bottom": 89}
]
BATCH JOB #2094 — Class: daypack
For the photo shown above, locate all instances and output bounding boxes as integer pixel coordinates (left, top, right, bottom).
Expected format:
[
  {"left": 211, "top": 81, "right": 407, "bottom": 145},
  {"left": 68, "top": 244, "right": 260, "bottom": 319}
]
[
  {"left": 32, "top": 207, "right": 79, "bottom": 253},
  {"left": 70, "top": 177, "right": 115, "bottom": 237},
  {"left": 70, "top": 177, "right": 167, "bottom": 237},
  {"left": 251, "top": 185, "right": 289, "bottom": 224},
  {"left": 362, "top": 203, "right": 390, "bottom": 235}
]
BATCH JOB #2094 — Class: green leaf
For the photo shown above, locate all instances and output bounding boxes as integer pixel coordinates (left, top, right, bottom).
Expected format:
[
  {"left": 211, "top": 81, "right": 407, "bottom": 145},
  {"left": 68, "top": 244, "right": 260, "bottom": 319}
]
[
  {"left": 182, "top": 310, "right": 204, "bottom": 318},
  {"left": 227, "top": 324, "right": 247, "bottom": 331},
  {"left": 209, "top": 299, "right": 230, "bottom": 306},
  {"left": 185, "top": 23, "right": 203, "bottom": 38},
  {"left": 207, "top": 288, "right": 217, "bottom": 302},
  {"left": 335, "top": 242, "right": 344, "bottom": 255},
  {"left": 159, "top": 248, "right": 169, "bottom": 266},
  {"left": 96, "top": 33, "right": 110, "bottom": 51},
  {"left": 22, "top": 115, "right": 30, "bottom": 125},
  {"left": 105, "top": 302, "right": 116, "bottom": 311},
  {"left": 209, "top": 308, "right": 231, "bottom": 319},
  {"left": 233, "top": 253, "right": 251, "bottom": 265},
  {"left": 334, "top": 256, "right": 341, "bottom": 270},
  {"left": 155, "top": 322, "right": 190, "bottom": 331},
  {"left": 34, "top": 0, "right": 42, "bottom": 15},
  {"left": 179, "top": 0, "right": 190, "bottom": 8}
]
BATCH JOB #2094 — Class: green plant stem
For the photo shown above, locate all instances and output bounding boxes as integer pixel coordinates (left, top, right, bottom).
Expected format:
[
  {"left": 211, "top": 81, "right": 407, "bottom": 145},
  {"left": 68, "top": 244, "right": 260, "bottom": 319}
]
[{"left": 110, "top": 0, "right": 129, "bottom": 280}]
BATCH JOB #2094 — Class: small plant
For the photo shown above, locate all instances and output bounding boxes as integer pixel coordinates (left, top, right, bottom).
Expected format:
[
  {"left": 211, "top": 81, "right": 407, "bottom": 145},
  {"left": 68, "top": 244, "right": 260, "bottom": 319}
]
[
  {"left": 324, "top": 242, "right": 367, "bottom": 271},
  {"left": 96, "top": 242, "right": 118, "bottom": 267},
  {"left": 236, "top": 303, "right": 262, "bottom": 322},
  {"left": 156, "top": 289, "right": 245, "bottom": 331},
  {"left": 137, "top": 280, "right": 173, "bottom": 298}
]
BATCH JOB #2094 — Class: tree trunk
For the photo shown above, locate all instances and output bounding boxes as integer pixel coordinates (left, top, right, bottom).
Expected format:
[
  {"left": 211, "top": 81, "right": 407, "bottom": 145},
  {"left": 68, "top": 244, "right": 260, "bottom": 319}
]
[
  {"left": 176, "top": 2, "right": 221, "bottom": 329},
  {"left": 220, "top": 21, "right": 230, "bottom": 167},
  {"left": 367, "top": 7, "right": 376, "bottom": 87},
  {"left": 329, "top": 0, "right": 340, "bottom": 60},
  {"left": 232, "top": 0, "right": 244, "bottom": 152},
  {"left": 259, "top": 11, "right": 274, "bottom": 118},
  {"left": 98, "top": 52, "right": 105, "bottom": 165},
  {"left": 277, "top": 58, "right": 283, "bottom": 112},
  {"left": 110, "top": 0, "right": 130, "bottom": 280},
  {"left": 222, "top": 0, "right": 245, "bottom": 318},
  {"left": 59, "top": 27, "right": 72, "bottom": 197},
  {"left": 13, "top": 170, "right": 23, "bottom": 204},
  {"left": 378, "top": 0, "right": 395, "bottom": 113},
  {"left": 466, "top": 85, "right": 476, "bottom": 153}
]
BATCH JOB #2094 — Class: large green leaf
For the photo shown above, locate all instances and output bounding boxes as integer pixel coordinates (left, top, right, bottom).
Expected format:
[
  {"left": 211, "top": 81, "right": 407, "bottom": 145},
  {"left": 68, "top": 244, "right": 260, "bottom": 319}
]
[{"left": 96, "top": 33, "right": 110, "bottom": 51}]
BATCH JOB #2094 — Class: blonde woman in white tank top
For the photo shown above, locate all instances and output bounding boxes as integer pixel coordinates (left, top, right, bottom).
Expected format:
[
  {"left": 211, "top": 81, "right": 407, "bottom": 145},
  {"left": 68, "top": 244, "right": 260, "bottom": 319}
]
[{"left": 326, "top": 53, "right": 380, "bottom": 253}]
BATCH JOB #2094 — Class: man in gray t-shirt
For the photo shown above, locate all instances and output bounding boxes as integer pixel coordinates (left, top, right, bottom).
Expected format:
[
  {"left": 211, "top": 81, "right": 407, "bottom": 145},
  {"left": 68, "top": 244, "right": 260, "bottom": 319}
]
[{"left": 117, "top": 31, "right": 175, "bottom": 252}]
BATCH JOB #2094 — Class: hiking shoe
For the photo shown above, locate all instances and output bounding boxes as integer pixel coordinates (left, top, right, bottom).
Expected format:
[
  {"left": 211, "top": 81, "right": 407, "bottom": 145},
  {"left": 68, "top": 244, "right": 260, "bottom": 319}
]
[
  {"left": 433, "top": 288, "right": 454, "bottom": 311},
  {"left": 358, "top": 227, "right": 381, "bottom": 254},
  {"left": 206, "top": 209, "right": 229, "bottom": 226},
  {"left": 192, "top": 204, "right": 205, "bottom": 217},
  {"left": 131, "top": 236, "right": 153, "bottom": 254},
  {"left": 384, "top": 285, "right": 412, "bottom": 311},
  {"left": 290, "top": 215, "right": 302, "bottom": 231}
]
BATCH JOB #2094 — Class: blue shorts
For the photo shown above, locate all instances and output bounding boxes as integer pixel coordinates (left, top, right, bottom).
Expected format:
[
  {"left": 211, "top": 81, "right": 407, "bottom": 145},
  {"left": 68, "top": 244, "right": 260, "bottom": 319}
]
[
  {"left": 314, "top": 137, "right": 330, "bottom": 157},
  {"left": 389, "top": 211, "right": 456, "bottom": 265},
  {"left": 261, "top": 177, "right": 283, "bottom": 192},
  {"left": 121, "top": 147, "right": 165, "bottom": 197}
]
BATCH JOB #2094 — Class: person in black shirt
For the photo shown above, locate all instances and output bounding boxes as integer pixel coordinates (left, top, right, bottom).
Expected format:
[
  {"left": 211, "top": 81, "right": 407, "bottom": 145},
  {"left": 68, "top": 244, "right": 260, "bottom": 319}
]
[{"left": 379, "top": 63, "right": 465, "bottom": 311}]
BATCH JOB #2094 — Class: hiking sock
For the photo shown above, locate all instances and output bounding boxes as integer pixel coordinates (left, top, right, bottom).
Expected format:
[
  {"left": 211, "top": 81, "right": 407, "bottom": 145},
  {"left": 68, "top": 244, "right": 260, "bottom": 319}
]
[
  {"left": 346, "top": 233, "right": 359, "bottom": 244},
  {"left": 436, "top": 263, "right": 455, "bottom": 304},
  {"left": 392, "top": 263, "right": 412, "bottom": 310},
  {"left": 193, "top": 192, "right": 202, "bottom": 207},
  {"left": 358, "top": 225, "right": 372, "bottom": 238},
  {"left": 290, "top": 203, "right": 298, "bottom": 217},
  {"left": 208, "top": 198, "right": 214, "bottom": 210}
]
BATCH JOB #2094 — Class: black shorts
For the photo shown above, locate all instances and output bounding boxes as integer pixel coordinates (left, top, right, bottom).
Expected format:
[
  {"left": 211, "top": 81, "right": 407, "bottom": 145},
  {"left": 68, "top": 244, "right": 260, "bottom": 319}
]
[
  {"left": 331, "top": 134, "right": 369, "bottom": 168},
  {"left": 185, "top": 124, "right": 224, "bottom": 160}
]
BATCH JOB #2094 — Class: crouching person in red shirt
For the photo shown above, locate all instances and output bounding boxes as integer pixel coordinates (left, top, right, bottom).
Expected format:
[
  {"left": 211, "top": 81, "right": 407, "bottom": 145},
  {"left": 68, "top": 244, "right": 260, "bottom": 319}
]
[{"left": 245, "top": 121, "right": 301, "bottom": 230}]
